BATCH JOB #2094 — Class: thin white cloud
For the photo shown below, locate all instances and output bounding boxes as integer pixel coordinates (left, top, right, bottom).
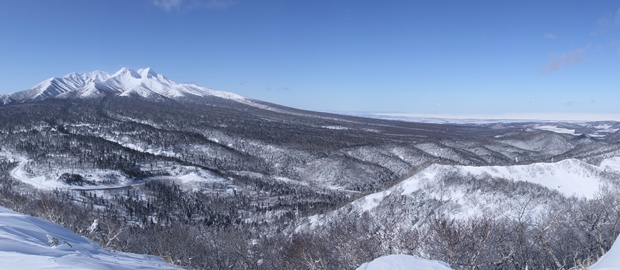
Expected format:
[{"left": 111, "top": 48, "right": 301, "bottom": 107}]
[
  {"left": 592, "top": 7, "right": 620, "bottom": 35},
  {"left": 539, "top": 48, "right": 585, "bottom": 75},
  {"left": 153, "top": 0, "right": 183, "bottom": 11},
  {"left": 544, "top": 33, "right": 557, "bottom": 39},
  {"left": 153, "top": 0, "right": 237, "bottom": 11}
]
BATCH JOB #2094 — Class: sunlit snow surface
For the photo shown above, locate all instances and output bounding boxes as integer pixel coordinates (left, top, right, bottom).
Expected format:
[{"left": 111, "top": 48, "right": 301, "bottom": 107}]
[
  {"left": 458, "top": 159, "right": 606, "bottom": 199},
  {"left": 349, "top": 157, "right": 620, "bottom": 221},
  {"left": 357, "top": 254, "right": 453, "bottom": 270},
  {"left": 0, "top": 206, "right": 179, "bottom": 270}
]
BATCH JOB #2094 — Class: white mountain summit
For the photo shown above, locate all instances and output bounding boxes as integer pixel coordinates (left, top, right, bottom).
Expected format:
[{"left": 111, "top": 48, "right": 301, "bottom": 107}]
[{"left": 0, "top": 68, "right": 246, "bottom": 104}]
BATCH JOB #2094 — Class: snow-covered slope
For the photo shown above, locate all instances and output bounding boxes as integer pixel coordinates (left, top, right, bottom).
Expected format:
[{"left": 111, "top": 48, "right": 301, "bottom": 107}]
[
  {"left": 301, "top": 157, "right": 620, "bottom": 230},
  {"left": 0, "top": 67, "right": 247, "bottom": 104},
  {"left": 457, "top": 158, "right": 612, "bottom": 199},
  {"left": 357, "top": 255, "right": 453, "bottom": 270},
  {"left": 359, "top": 157, "right": 620, "bottom": 213},
  {"left": 590, "top": 235, "right": 620, "bottom": 270},
  {"left": 0, "top": 206, "right": 179, "bottom": 270}
]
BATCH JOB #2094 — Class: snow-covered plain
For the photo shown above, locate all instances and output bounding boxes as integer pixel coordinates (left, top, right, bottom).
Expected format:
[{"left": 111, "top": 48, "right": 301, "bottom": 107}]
[
  {"left": 356, "top": 254, "right": 453, "bottom": 270},
  {"left": 0, "top": 206, "right": 178, "bottom": 270},
  {"left": 352, "top": 113, "right": 620, "bottom": 140},
  {"left": 532, "top": 125, "right": 576, "bottom": 135},
  {"left": 357, "top": 112, "right": 620, "bottom": 123}
]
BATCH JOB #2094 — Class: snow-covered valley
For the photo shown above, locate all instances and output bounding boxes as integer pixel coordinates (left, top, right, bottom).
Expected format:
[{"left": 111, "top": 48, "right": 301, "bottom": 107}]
[{"left": 1, "top": 68, "right": 620, "bottom": 269}]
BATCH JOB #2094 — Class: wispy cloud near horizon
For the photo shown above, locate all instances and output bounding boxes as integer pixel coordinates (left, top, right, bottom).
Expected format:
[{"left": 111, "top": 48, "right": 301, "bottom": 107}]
[
  {"left": 153, "top": 0, "right": 237, "bottom": 12},
  {"left": 539, "top": 48, "right": 585, "bottom": 75}
]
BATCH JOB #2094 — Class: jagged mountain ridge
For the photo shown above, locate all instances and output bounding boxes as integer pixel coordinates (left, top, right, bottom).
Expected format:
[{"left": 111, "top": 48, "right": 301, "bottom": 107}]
[{"left": 0, "top": 67, "right": 246, "bottom": 104}]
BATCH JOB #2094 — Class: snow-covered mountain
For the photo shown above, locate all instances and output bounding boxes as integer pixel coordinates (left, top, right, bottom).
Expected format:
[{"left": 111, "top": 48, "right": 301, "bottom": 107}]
[
  {"left": 1, "top": 68, "right": 620, "bottom": 269},
  {"left": 0, "top": 67, "right": 247, "bottom": 104},
  {"left": 0, "top": 206, "right": 179, "bottom": 270}
]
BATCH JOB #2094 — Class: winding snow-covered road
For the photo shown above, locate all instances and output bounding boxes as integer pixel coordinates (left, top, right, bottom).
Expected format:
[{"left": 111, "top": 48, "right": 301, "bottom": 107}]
[{"left": 9, "top": 157, "right": 61, "bottom": 190}]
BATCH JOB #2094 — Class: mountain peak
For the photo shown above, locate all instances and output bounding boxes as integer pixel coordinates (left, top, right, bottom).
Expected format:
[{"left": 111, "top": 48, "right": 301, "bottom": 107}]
[
  {"left": 0, "top": 67, "right": 251, "bottom": 105},
  {"left": 86, "top": 70, "right": 112, "bottom": 82},
  {"left": 65, "top": 72, "right": 81, "bottom": 78},
  {"left": 137, "top": 67, "right": 157, "bottom": 78},
  {"left": 113, "top": 67, "right": 141, "bottom": 79}
]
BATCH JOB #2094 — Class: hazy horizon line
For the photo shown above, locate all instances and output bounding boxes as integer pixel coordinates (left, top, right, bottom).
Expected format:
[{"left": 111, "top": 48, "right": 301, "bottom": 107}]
[{"left": 342, "top": 112, "right": 620, "bottom": 122}]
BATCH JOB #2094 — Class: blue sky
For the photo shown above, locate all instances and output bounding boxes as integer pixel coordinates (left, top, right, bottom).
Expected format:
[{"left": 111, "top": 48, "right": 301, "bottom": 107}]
[{"left": 1, "top": 1, "right": 619, "bottom": 116}]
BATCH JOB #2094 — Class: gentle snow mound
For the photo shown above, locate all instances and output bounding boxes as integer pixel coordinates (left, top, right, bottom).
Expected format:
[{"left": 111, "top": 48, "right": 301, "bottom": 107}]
[
  {"left": 0, "top": 206, "right": 179, "bottom": 270},
  {"left": 357, "top": 255, "right": 453, "bottom": 270}
]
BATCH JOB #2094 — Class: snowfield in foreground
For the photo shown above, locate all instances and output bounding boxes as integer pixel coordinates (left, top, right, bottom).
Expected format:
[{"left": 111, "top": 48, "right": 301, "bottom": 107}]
[
  {"left": 356, "top": 243, "right": 620, "bottom": 270},
  {"left": 0, "top": 206, "right": 178, "bottom": 270},
  {"left": 357, "top": 254, "right": 453, "bottom": 270}
]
